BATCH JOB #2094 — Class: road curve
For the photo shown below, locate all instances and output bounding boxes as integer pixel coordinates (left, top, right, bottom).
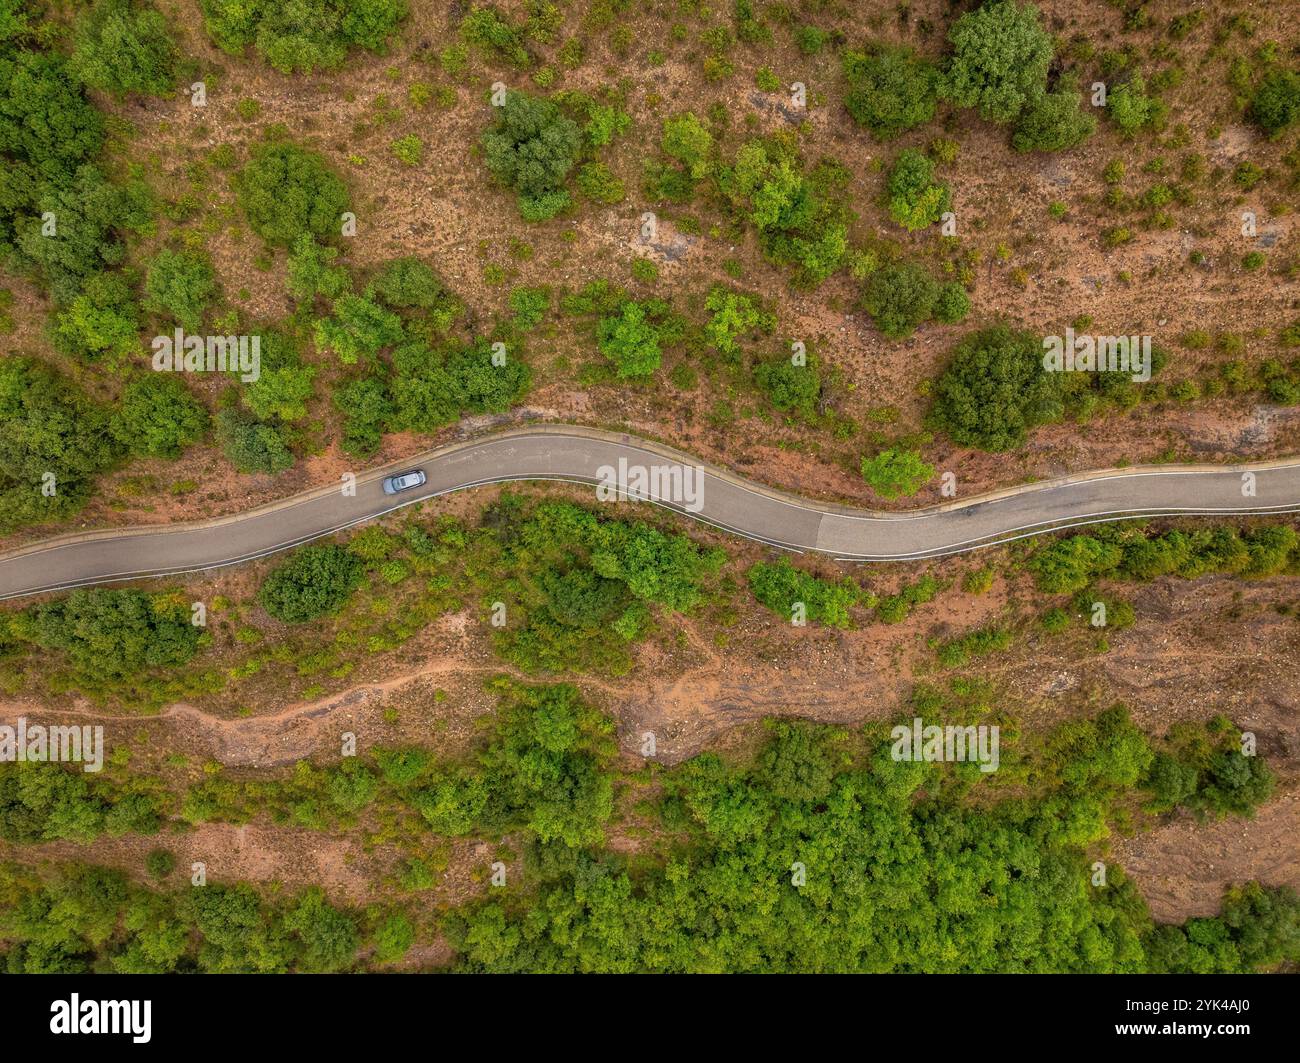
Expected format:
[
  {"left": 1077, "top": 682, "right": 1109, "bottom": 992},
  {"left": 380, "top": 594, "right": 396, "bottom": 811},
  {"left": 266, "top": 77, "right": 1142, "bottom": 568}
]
[{"left": 2, "top": 423, "right": 1300, "bottom": 601}]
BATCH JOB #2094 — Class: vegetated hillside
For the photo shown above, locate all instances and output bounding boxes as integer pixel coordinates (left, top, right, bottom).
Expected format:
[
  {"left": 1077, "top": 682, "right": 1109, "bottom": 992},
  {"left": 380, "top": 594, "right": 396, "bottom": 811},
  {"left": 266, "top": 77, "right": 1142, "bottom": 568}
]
[
  {"left": 3, "top": 0, "right": 1300, "bottom": 974},
  {"left": 2, "top": 0, "right": 1299, "bottom": 547}
]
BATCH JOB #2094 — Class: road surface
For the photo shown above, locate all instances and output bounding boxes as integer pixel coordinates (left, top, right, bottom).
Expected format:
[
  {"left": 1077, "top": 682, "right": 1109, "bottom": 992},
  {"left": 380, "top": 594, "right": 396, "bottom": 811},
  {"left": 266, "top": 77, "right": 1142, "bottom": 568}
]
[{"left": 2, "top": 424, "right": 1298, "bottom": 601}]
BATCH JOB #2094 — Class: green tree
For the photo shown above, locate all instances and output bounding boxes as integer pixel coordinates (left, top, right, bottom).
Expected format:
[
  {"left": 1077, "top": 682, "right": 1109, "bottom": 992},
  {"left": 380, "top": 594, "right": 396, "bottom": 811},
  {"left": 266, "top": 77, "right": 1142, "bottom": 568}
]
[
  {"left": 929, "top": 325, "right": 1064, "bottom": 451},
  {"left": 70, "top": 0, "right": 178, "bottom": 97},
  {"left": 861, "top": 448, "right": 935, "bottom": 499},
  {"left": 481, "top": 92, "right": 581, "bottom": 220},
  {"left": 842, "top": 45, "right": 939, "bottom": 139},
  {"left": 886, "top": 149, "right": 950, "bottom": 231},
  {"left": 237, "top": 143, "right": 350, "bottom": 248},
  {"left": 1249, "top": 69, "right": 1300, "bottom": 136},
  {"left": 258, "top": 543, "right": 366, "bottom": 622},
  {"left": 1012, "top": 80, "right": 1096, "bottom": 152},
  {"left": 144, "top": 249, "right": 217, "bottom": 330},
  {"left": 215, "top": 408, "right": 294, "bottom": 473},
  {"left": 110, "top": 373, "right": 209, "bottom": 458},
  {"left": 52, "top": 271, "right": 140, "bottom": 363},
  {"left": 943, "top": 0, "right": 1054, "bottom": 124},
  {"left": 754, "top": 356, "right": 821, "bottom": 414}
]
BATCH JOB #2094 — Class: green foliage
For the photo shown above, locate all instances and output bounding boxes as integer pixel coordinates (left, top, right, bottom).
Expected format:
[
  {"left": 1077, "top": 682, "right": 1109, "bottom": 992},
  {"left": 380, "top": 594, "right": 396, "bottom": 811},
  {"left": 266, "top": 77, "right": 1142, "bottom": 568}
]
[
  {"left": 842, "top": 45, "right": 939, "bottom": 140},
  {"left": 860, "top": 448, "right": 934, "bottom": 499},
  {"left": 661, "top": 112, "right": 714, "bottom": 179},
  {"left": 481, "top": 498, "right": 724, "bottom": 675},
  {"left": 0, "top": 51, "right": 104, "bottom": 183},
  {"left": 237, "top": 143, "right": 350, "bottom": 248},
  {"left": 460, "top": 5, "right": 530, "bottom": 68},
  {"left": 1143, "top": 718, "right": 1274, "bottom": 820},
  {"left": 754, "top": 355, "right": 821, "bottom": 414},
  {"left": 929, "top": 325, "right": 1064, "bottom": 451},
  {"left": 719, "top": 138, "right": 849, "bottom": 285},
  {"left": 1248, "top": 68, "right": 1300, "bottom": 137},
  {"left": 415, "top": 682, "right": 617, "bottom": 847},
  {"left": 110, "top": 373, "right": 209, "bottom": 458},
  {"left": 1106, "top": 76, "right": 1164, "bottom": 136},
  {"left": 1012, "top": 79, "right": 1097, "bottom": 152},
  {"left": 1146, "top": 883, "right": 1300, "bottom": 974},
  {"left": 861, "top": 261, "right": 958, "bottom": 340},
  {"left": 314, "top": 293, "right": 404, "bottom": 364},
  {"left": 370, "top": 256, "right": 460, "bottom": 330},
  {"left": 334, "top": 374, "right": 391, "bottom": 456},
  {"left": 25, "top": 589, "right": 200, "bottom": 681},
  {"left": 481, "top": 92, "right": 581, "bottom": 220},
  {"left": 286, "top": 235, "right": 349, "bottom": 303},
  {"left": 1029, "top": 524, "right": 1300, "bottom": 594},
  {"left": 943, "top": 0, "right": 1054, "bottom": 124},
  {"left": 17, "top": 166, "right": 151, "bottom": 303},
  {"left": 70, "top": 0, "right": 178, "bottom": 97},
  {"left": 390, "top": 134, "right": 423, "bottom": 166},
  {"left": 52, "top": 271, "right": 140, "bottom": 363},
  {"left": 703, "top": 285, "right": 774, "bottom": 358},
  {"left": 574, "top": 160, "right": 624, "bottom": 203},
  {"left": 388, "top": 339, "right": 530, "bottom": 432},
  {"left": 258, "top": 544, "right": 366, "bottom": 623},
  {"left": 241, "top": 330, "right": 317, "bottom": 423},
  {"left": 199, "top": 0, "right": 408, "bottom": 74},
  {"left": 143, "top": 249, "right": 217, "bottom": 330},
  {"left": 214, "top": 408, "right": 294, "bottom": 474},
  {"left": 885, "top": 148, "right": 950, "bottom": 231},
  {"left": 0, "top": 357, "right": 120, "bottom": 530},
  {"left": 508, "top": 285, "right": 549, "bottom": 330},
  {"left": 596, "top": 300, "right": 679, "bottom": 379},
  {"left": 748, "top": 558, "right": 863, "bottom": 628}
]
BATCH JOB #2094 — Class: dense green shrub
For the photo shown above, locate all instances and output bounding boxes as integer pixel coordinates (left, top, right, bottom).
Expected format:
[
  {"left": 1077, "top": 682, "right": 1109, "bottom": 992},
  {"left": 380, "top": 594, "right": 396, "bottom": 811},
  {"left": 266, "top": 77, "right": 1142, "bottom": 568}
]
[
  {"left": 215, "top": 408, "right": 294, "bottom": 474},
  {"left": 885, "top": 149, "right": 950, "bottom": 231},
  {"left": 481, "top": 92, "right": 581, "bottom": 221},
  {"left": 110, "top": 374, "right": 209, "bottom": 458},
  {"left": 388, "top": 339, "right": 530, "bottom": 432},
  {"left": 70, "top": 0, "right": 178, "bottom": 97},
  {"left": 26, "top": 589, "right": 200, "bottom": 681},
  {"left": 754, "top": 356, "right": 821, "bottom": 414},
  {"left": 748, "top": 558, "right": 863, "bottom": 628},
  {"left": 0, "top": 51, "right": 105, "bottom": 182},
  {"left": 240, "top": 330, "right": 317, "bottom": 423},
  {"left": 842, "top": 45, "right": 939, "bottom": 139},
  {"left": 1011, "top": 79, "right": 1096, "bottom": 152},
  {"left": 258, "top": 543, "right": 366, "bottom": 622},
  {"left": 237, "top": 143, "right": 350, "bottom": 248},
  {"left": 143, "top": 249, "right": 217, "bottom": 330},
  {"left": 1248, "top": 69, "right": 1300, "bottom": 136},
  {"left": 1106, "top": 75, "right": 1164, "bottom": 136},
  {"left": 199, "top": 0, "right": 407, "bottom": 74},
  {"left": 52, "top": 271, "right": 140, "bottom": 362},
  {"left": 861, "top": 447, "right": 934, "bottom": 499},
  {"left": 929, "top": 326, "right": 1063, "bottom": 451},
  {"left": 719, "top": 139, "right": 849, "bottom": 285},
  {"left": 943, "top": 0, "right": 1054, "bottom": 124},
  {"left": 862, "top": 262, "right": 966, "bottom": 339},
  {"left": 17, "top": 166, "right": 151, "bottom": 303},
  {"left": 0, "top": 357, "right": 120, "bottom": 529},
  {"left": 596, "top": 299, "right": 679, "bottom": 379}
]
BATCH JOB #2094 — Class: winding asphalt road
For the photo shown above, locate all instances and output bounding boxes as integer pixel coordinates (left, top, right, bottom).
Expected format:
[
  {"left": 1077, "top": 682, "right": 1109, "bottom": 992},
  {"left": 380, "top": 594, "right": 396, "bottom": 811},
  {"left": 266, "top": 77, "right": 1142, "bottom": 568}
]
[{"left": 2, "top": 423, "right": 1299, "bottom": 601}]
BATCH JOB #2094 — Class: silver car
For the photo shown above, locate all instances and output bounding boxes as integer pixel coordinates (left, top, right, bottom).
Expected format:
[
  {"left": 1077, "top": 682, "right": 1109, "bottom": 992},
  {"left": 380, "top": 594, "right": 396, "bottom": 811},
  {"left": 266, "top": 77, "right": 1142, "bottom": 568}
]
[{"left": 382, "top": 469, "right": 427, "bottom": 495}]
